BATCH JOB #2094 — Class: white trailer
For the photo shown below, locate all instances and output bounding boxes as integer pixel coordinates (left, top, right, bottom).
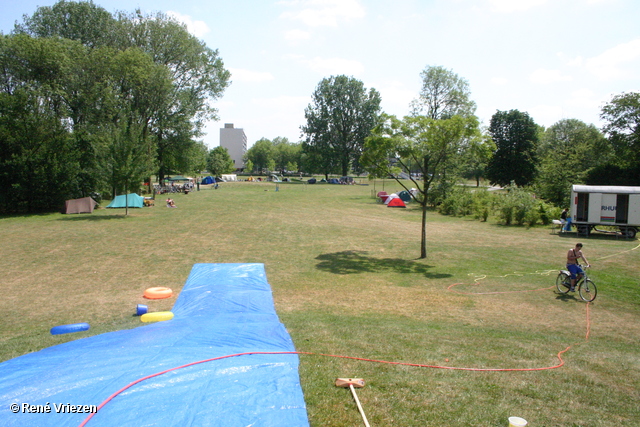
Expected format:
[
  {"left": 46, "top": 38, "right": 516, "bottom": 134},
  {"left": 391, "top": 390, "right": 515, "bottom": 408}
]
[{"left": 570, "top": 185, "right": 640, "bottom": 238}]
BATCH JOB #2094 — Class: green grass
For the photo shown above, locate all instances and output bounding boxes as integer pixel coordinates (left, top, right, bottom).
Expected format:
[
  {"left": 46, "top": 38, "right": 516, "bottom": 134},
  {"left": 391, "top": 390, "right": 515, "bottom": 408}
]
[{"left": 1, "top": 180, "right": 639, "bottom": 426}]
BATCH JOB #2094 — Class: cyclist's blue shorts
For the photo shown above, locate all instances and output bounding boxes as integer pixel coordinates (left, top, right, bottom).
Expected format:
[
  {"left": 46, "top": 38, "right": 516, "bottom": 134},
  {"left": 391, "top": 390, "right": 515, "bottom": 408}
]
[{"left": 567, "top": 264, "right": 583, "bottom": 279}]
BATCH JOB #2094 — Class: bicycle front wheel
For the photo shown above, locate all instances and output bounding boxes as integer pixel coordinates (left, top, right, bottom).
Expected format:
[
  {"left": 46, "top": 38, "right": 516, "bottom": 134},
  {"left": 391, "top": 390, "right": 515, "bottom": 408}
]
[
  {"left": 556, "top": 272, "right": 571, "bottom": 294},
  {"left": 579, "top": 279, "right": 597, "bottom": 302}
]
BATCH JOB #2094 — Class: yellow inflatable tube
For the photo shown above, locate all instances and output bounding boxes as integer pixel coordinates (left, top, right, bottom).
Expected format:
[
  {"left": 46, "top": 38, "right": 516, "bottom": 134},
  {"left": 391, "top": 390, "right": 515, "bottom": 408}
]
[{"left": 140, "top": 311, "right": 174, "bottom": 323}]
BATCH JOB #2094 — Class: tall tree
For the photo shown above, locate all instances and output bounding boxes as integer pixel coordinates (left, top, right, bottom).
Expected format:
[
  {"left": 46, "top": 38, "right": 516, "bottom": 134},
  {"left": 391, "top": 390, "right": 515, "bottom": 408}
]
[
  {"left": 99, "top": 111, "right": 154, "bottom": 215},
  {"left": 600, "top": 91, "right": 640, "bottom": 168},
  {"left": 485, "top": 110, "right": 539, "bottom": 187},
  {"left": 14, "top": 0, "right": 120, "bottom": 48},
  {"left": 409, "top": 65, "right": 478, "bottom": 202},
  {"left": 116, "top": 9, "right": 231, "bottom": 182},
  {"left": 245, "top": 138, "right": 273, "bottom": 173},
  {"left": 0, "top": 34, "right": 82, "bottom": 213},
  {"left": 16, "top": 2, "right": 231, "bottom": 184},
  {"left": 410, "top": 65, "right": 476, "bottom": 119},
  {"left": 362, "top": 113, "right": 480, "bottom": 259},
  {"left": 206, "top": 146, "right": 235, "bottom": 176},
  {"left": 302, "top": 75, "right": 381, "bottom": 178},
  {"left": 460, "top": 130, "right": 496, "bottom": 187},
  {"left": 535, "top": 119, "right": 610, "bottom": 206}
]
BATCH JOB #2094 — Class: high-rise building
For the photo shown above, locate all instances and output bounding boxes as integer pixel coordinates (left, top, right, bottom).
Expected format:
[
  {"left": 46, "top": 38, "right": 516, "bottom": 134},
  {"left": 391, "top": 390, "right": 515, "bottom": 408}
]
[{"left": 219, "top": 123, "right": 247, "bottom": 170}]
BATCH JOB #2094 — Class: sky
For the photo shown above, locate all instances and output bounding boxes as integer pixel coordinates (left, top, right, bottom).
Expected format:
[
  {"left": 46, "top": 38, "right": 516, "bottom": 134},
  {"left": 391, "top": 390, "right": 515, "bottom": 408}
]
[{"left": 1, "top": 0, "right": 639, "bottom": 149}]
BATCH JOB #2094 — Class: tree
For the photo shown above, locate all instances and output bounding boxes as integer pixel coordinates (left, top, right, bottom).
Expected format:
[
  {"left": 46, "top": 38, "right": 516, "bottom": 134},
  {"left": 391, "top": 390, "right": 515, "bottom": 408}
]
[
  {"left": 14, "top": 0, "right": 120, "bottom": 49},
  {"left": 600, "top": 91, "right": 640, "bottom": 168},
  {"left": 6, "top": 1, "right": 231, "bottom": 212},
  {"left": 534, "top": 119, "right": 610, "bottom": 206},
  {"left": 245, "top": 138, "right": 273, "bottom": 173},
  {"left": 206, "top": 146, "right": 234, "bottom": 176},
  {"left": 460, "top": 130, "right": 495, "bottom": 187},
  {"left": 583, "top": 92, "right": 640, "bottom": 186},
  {"left": 361, "top": 113, "right": 481, "bottom": 259},
  {"left": 116, "top": 9, "right": 231, "bottom": 182},
  {"left": 0, "top": 34, "right": 82, "bottom": 213},
  {"left": 244, "top": 159, "right": 254, "bottom": 174},
  {"left": 408, "top": 65, "right": 478, "bottom": 202},
  {"left": 99, "top": 112, "right": 154, "bottom": 216},
  {"left": 272, "top": 137, "right": 302, "bottom": 173},
  {"left": 410, "top": 65, "right": 476, "bottom": 119},
  {"left": 485, "top": 110, "right": 539, "bottom": 187},
  {"left": 302, "top": 75, "right": 381, "bottom": 178}
]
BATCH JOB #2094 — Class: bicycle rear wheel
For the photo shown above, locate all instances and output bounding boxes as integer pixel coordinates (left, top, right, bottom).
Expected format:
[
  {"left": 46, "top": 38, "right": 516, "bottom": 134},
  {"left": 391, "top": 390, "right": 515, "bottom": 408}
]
[
  {"left": 579, "top": 279, "right": 597, "bottom": 302},
  {"left": 556, "top": 272, "right": 571, "bottom": 294}
]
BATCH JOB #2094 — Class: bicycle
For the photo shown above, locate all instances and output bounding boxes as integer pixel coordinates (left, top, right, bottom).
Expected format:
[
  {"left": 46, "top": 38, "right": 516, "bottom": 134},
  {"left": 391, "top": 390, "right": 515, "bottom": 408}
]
[{"left": 556, "top": 265, "right": 597, "bottom": 302}]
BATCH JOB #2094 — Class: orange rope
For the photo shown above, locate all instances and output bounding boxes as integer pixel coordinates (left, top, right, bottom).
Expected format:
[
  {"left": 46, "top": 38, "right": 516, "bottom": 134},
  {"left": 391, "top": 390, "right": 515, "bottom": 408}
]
[{"left": 79, "top": 282, "right": 593, "bottom": 426}]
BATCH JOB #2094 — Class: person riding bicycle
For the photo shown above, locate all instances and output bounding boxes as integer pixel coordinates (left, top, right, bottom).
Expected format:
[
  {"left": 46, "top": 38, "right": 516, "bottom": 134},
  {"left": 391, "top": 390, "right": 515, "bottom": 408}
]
[{"left": 566, "top": 243, "right": 590, "bottom": 292}]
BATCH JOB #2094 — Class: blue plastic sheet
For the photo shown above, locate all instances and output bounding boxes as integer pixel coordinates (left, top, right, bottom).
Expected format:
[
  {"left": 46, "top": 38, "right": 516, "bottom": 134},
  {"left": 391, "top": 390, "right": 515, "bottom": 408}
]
[{"left": 0, "top": 263, "right": 310, "bottom": 426}]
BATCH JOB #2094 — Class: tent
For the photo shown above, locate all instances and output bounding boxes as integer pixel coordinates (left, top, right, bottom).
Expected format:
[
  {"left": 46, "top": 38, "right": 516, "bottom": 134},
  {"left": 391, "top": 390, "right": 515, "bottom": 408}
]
[
  {"left": 201, "top": 176, "right": 215, "bottom": 185},
  {"left": 166, "top": 175, "right": 190, "bottom": 182},
  {"left": 384, "top": 193, "right": 399, "bottom": 204},
  {"left": 62, "top": 197, "right": 97, "bottom": 214},
  {"left": 387, "top": 197, "right": 406, "bottom": 208},
  {"left": 398, "top": 190, "right": 412, "bottom": 202},
  {"left": 106, "top": 193, "right": 144, "bottom": 208}
]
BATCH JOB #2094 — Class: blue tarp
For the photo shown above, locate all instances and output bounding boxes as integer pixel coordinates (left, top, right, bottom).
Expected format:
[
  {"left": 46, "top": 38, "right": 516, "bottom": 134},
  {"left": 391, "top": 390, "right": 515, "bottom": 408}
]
[
  {"left": 105, "top": 193, "right": 144, "bottom": 208},
  {"left": 0, "top": 263, "right": 310, "bottom": 427}
]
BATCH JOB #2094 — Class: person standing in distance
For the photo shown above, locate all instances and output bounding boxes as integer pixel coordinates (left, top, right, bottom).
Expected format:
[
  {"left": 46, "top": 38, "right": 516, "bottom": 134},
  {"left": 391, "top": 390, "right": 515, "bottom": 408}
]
[{"left": 566, "top": 243, "right": 590, "bottom": 292}]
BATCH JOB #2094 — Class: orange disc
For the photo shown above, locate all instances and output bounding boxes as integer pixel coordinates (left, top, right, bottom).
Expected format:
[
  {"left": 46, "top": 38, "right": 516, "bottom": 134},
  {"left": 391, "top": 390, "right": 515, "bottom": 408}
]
[{"left": 143, "top": 287, "right": 173, "bottom": 299}]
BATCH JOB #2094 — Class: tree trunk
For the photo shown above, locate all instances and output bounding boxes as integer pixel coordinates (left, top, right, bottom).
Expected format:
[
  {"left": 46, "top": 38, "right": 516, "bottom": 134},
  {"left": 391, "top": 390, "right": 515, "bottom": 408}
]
[{"left": 420, "top": 203, "right": 427, "bottom": 259}]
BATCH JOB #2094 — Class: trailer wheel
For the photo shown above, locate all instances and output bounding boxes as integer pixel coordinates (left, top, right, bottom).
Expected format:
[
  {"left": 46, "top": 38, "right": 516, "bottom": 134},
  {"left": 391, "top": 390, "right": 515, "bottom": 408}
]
[
  {"left": 577, "top": 225, "right": 590, "bottom": 236},
  {"left": 621, "top": 227, "right": 637, "bottom": 239}
]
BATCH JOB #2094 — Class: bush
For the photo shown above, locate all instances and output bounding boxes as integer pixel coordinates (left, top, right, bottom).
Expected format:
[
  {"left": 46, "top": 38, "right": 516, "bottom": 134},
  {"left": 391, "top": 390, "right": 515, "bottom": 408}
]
[
  {"left": 437, "top": 186, "right": 473, "bottom": 217},
  {"left": 472, "top": 189, "right": 493, "bottom": 222},
  {"left": 494, "top": 184, "right": 537, "bottom": 226}
]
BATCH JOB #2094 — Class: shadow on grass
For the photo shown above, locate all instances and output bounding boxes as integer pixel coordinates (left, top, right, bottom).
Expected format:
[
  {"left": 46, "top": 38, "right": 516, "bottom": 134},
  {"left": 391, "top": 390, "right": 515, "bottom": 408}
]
[
  {"left": 59, "top": 213, "right": 129, "bottom": 221},
  {"left": 555, "top": 292, "right": 579, "bottom": 302},
  {"left": 315, "top": 250, "right": 451, "bottom": 279}
]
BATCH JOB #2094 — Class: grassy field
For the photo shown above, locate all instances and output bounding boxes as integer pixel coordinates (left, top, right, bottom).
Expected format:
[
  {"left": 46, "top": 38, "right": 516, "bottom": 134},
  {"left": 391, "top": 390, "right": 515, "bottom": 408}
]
[{"left": 1, "top": 180, "right": 639, "bottom": 426}]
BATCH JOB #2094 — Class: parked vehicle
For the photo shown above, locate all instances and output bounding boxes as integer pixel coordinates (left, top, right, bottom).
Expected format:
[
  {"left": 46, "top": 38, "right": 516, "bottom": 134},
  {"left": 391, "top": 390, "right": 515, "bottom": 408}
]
[{"left": 570, "top": 185, "right": 640, "bottom": 238}]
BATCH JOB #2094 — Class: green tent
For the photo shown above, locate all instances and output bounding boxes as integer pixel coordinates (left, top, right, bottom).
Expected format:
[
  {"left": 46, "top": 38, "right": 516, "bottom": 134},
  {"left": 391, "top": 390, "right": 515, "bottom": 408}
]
[
  {"left": 106, "top": 193, "right": 144, "bottom": 208},
  {"left": 166, "top": 175, "right": 190, "bottom": 182}
]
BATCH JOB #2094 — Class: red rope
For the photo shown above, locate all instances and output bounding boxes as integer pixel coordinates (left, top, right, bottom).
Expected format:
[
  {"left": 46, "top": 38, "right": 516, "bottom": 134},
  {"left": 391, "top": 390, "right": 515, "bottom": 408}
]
[
  {"left": 78, "top": 346, "right": 573, "bottom": 426},
  {"left": 79, "top": 286, "right": 593, "bottom": 426}
]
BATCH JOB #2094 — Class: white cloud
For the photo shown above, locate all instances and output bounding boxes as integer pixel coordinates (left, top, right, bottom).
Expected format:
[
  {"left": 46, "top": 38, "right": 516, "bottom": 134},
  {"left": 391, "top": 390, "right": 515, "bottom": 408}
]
[
  {"left": 374, "top": 79, "right": 416, "bottom": 116},
  {"left": 586, "top": 38, "right": 640, "bottom": 81},
  {"left": 565, "top": 88, "right": 604, "bottom": 111},
  {"left": 229, "top": 68, "right": 275, "bottom": 83},
  {"left": 528, "top": 104, "right": 565, "bottom": 127},
  {"left": 284, "top": 29, "right": 311, "bottom": 44},
  {"left": 251, "top": 95, "right": 310, "bottom": 110},
  {"left": 303, "top": 56, "right": 365, "bottom": 76},
  {"left": 280, "top": 0, "right": 365, "bottom": 27},
  {"left": 488, "top": 0, "right": 548, "bottom": 13},
  {"left": 249, "top": 95, "right": 310, "bottom": 141},
  {"left": 557, "top": 52, "right": 584, "bottom": 68},
  {"left": 529, "top": 68, "right": 573, "bottom": 84},
  {"left": 167, "top": 11, "right": 209, "bottom": 38}
]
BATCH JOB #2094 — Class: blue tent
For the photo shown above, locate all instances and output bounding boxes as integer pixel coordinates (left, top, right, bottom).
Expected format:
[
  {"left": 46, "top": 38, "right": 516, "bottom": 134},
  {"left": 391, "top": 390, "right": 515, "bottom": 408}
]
[
  {"left": 201, "top": 176, "right": 215, "bottom": 185},
  {"left": 106, "top": 193, "right": 144, "bottom": 208},
  {"left": 0, "top": 264, "right": 309, "bottom": 426}
]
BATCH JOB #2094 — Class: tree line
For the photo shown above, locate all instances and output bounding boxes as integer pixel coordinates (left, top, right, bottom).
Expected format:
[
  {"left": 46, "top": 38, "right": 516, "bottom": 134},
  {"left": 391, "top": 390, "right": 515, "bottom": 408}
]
[
  {"left": 0, "top": 1, "right": 230, "bottom": 213},
  {"left": 297, "top": 67, "right": 638, "bottom": 258},
  {"left": 2, "top": 1, "right": 638, "bottom": 226}
]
